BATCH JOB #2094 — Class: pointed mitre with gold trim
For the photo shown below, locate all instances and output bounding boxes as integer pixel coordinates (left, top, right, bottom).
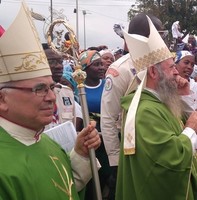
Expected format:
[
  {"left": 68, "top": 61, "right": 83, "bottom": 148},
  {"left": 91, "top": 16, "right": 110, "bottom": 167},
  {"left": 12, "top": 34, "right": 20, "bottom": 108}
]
[
  {"left": 0, "top": 1, "right": 51, "bottom": 83},
  {"left": 123, "top": 16, "right": 172, "bottom": 155}
]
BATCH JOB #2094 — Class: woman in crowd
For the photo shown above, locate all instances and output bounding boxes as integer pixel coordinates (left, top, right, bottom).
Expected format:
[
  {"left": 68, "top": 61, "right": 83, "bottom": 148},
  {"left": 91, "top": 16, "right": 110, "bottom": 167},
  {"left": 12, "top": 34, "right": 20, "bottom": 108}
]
[
  {"left": 175, "top": 50, "right": 197, "bottom": 113},
  {"left": 99, "top": 49, "right": 115, "bottom": 76},
  {"left": 79, "top": 50, "right": 112, "bottom": 199}
]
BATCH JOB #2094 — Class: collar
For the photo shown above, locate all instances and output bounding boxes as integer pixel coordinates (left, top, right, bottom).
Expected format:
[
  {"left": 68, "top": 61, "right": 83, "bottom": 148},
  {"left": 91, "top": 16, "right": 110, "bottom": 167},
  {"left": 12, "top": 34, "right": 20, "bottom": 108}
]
[
  {"left": 0, "top": 117, "right": 43, "bottom": 146},
  {"left": 85, "top": 79, "right": 102, "bottom": 88},
  {"left": 144, "top": 87, "right": 161, "bottom": 101}
]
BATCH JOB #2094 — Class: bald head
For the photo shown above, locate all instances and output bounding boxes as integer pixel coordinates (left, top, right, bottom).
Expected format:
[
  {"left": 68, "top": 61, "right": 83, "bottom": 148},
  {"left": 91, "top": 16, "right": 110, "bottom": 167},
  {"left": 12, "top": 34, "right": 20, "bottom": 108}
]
[{"left": 128, "top": 13, "right": 163, "bottom": 37}]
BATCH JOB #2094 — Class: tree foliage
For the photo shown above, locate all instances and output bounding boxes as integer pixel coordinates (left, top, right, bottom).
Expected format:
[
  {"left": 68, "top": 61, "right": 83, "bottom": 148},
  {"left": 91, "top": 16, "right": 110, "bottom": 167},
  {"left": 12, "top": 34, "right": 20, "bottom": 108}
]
[{"left": 128, "top": 0, "right": 197, "bottom": 38}]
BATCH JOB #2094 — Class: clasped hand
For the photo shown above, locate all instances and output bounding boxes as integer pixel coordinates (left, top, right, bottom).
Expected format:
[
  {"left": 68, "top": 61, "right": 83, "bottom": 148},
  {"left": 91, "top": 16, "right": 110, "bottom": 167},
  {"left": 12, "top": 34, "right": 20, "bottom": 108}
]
[
  {"left": 176, "top": 75, "right": 190, "bottom": 95},
  {"left": 74, "top": 121, "right": 101, "bottom": 158}
]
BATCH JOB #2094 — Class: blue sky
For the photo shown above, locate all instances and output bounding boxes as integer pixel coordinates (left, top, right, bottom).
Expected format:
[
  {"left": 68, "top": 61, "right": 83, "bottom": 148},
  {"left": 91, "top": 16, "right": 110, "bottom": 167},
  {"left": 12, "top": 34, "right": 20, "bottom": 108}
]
[{"left": 0, "top": 0, "right": 136, "bottom": 50}]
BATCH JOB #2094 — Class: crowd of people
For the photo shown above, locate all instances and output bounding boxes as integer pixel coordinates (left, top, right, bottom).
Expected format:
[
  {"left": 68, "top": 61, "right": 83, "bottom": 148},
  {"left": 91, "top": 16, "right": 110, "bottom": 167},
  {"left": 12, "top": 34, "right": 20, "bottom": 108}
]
[{"left": 1, "top": 1, "right": 197, "bottom": 200}]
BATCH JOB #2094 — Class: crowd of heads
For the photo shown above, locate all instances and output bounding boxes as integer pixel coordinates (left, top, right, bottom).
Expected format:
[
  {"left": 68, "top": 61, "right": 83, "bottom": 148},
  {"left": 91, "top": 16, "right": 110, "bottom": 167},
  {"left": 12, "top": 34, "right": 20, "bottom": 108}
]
[{"left": 42, "top": 40, "right": 124, "bottom": 104}]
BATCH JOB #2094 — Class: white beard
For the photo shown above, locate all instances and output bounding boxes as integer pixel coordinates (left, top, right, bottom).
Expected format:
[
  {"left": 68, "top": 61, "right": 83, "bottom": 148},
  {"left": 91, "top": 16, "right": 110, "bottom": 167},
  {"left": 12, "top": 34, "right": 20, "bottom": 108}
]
[{"left": 156, "top": 69, "right": 183, "bottom": 118}]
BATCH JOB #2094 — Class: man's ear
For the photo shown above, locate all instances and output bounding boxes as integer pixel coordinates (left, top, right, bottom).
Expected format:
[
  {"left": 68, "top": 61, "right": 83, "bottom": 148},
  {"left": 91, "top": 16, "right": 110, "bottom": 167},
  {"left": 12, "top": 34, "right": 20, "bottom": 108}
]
[
  {"left": 147, "top": 65, "right": 158, "bottom": 79},
  {"left": 0, "top": 91, "right": 8, "bottom": 112}
]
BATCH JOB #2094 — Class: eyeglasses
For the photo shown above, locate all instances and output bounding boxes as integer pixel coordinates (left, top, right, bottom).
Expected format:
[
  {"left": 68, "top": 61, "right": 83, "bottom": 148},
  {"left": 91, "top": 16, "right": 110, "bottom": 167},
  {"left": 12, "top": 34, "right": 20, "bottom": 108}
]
[
  {"left": 48, "top": 59, "right": 63, "bottom": 66},
  {"left": 0, "top": 83, "right": 57, "bottom": 97}
]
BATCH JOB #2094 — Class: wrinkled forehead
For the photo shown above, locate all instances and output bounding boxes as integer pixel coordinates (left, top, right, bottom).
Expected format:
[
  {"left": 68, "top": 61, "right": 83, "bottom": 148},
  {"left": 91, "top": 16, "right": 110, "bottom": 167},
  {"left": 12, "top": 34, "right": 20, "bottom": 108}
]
[
  {"left": 7, "top": 76, "right": 53, "bottom": 86},
  {"left": 158, "top": 57, "right": 175, "bottom": 69}
]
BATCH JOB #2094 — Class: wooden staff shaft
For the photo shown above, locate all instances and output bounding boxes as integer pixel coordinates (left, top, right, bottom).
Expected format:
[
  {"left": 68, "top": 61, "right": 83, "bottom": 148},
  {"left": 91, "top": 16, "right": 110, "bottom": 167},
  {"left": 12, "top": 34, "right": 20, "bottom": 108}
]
[{"left": 78, "top": 86, "right": 102, "bottom": 200}]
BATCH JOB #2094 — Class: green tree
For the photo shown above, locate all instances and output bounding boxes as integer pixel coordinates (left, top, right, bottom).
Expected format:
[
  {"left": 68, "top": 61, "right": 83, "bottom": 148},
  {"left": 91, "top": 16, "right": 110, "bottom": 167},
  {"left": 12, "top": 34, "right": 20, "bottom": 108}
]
[{"left": 128, "top": 0, "right": 197, "bottom": 39}]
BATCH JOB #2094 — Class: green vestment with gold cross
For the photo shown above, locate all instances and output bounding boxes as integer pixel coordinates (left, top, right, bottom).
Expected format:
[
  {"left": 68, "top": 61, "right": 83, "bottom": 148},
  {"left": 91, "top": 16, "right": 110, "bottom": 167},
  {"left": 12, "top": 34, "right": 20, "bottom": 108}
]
[{"left": 0, "top": 127, "right": 80, "bottom": 200}]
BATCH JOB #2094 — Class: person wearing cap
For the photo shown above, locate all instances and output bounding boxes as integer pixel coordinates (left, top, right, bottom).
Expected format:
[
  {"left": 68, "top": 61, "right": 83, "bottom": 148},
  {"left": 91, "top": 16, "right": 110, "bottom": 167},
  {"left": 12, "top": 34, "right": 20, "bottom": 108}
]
[
  {"left": 99, "top": 49, "right": 115, "bottom": 75},
  {"left": 0, "top": 3, "right": 101, "bottom": 200},
  {"left": 174, "top": 50, "right": 197, "bottom": 112},
  {"left": 78, "top": 50, "right": 110, "bottom": 199},
  {"left": 101, "top": 13, "right": 168, "bottom": 200},
  {"left": 116, "top": 16, "right": 197, "bottom": 200}
]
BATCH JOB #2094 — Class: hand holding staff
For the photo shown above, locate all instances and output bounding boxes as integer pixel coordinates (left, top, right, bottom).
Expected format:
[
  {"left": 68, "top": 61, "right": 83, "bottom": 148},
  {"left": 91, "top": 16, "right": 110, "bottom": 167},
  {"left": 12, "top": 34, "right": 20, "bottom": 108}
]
[{"left": 73, "top": 64, "right": 102, "bottom": 200}]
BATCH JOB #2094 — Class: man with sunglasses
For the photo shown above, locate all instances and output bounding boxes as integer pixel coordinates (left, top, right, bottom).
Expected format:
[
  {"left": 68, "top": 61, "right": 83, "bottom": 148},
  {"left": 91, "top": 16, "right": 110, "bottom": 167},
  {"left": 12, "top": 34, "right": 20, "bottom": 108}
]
[{"left": 0, "top": 3, "right": 100, "bottom": 200}]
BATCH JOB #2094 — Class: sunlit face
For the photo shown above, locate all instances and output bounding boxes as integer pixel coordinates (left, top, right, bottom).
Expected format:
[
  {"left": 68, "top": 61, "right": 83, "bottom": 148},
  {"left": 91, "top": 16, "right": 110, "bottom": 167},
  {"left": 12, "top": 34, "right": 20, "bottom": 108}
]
[
  {"left": 175, "top": 55, "right": 195, "bottom": 80},
  {"left": 1, "top": 76, "right": 56, "bottom": 131}
]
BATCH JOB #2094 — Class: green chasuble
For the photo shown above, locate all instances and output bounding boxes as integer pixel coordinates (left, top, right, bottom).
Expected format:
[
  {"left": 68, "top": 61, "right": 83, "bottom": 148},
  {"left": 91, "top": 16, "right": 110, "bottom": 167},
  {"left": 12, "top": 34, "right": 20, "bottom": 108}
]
[
  {"left": 116, "top": 90, "right": 197, "bottom": 200},
  {"left": 0, "top": 127, "right": 80, "bottom": 200}
]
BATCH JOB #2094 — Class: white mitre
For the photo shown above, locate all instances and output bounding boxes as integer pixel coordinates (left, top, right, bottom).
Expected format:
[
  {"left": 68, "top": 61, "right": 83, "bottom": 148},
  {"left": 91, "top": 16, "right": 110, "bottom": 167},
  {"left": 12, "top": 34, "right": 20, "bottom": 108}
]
[
  {"left": 0, "top": 1, "right": 51, "bottom": 83},
  {"left": 123, "top": 16, "right": 172, "bottom": 155}
]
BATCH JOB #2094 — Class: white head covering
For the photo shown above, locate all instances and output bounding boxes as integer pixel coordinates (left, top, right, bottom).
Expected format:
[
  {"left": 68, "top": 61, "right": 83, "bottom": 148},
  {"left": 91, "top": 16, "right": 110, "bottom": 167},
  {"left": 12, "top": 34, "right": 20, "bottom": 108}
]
[
  {"left": 175, "top": 50, "right": 194, "bottom": 63},
  {"left": 99, "top": 49, "right": 114, "bottom": 56},
  {"left": 123, "top": 16, "right": 172, "bottom": 155},
  {"left": 99, "top": 49, "right": 115, "bottom": 60},
  {"left": 0, "top": 1, "right": 51, "bottom": 83}
]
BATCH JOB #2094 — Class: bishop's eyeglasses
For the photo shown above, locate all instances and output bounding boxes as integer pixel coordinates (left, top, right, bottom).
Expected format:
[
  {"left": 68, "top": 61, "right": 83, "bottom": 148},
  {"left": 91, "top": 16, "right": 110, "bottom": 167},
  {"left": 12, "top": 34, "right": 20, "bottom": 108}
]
[{"left": 0, "top": 83, "right": 57, "bottom": 97}]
